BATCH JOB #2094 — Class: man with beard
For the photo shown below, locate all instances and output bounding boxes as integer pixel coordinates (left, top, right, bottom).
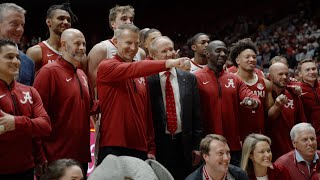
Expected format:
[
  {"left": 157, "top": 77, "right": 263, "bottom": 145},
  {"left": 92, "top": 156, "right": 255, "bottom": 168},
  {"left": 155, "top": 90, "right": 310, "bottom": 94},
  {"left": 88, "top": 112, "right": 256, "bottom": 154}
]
[
  {"left": 194, "top": 40, "right": 260, "bottom": 166},
  {"left": 27, "top": 3, "right": 78, "bottom": 73},
  {"left": 188, "top": 33, "right": 210, "bottom": 73},
  {"left": 33, "top": 29, "right": 96, "bottom": 177},
  {"left": 267, "top": 62, "right": 306, "bottom": 160}
]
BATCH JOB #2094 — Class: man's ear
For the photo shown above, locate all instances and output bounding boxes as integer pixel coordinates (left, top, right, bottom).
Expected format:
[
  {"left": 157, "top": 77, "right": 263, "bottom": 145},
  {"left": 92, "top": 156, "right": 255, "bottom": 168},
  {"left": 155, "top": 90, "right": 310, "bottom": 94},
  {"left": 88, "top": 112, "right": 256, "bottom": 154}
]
[
  {"left": 203, "top": 153, "right": 208, "bottom": 163},
  {"left": 191, "top": 44, "right": 196, "bottom": 51},
  {"left": 60, "top": 40, "right": 66, "bottom": 49},
  {"left": 292, "top": 140, "right": 297, "bottom": 149},
  {"left": 298, "top": 71, "right": 302, "bottom": 78},
  {"left": 110, "top": 21, "right": 116, "bottom": 30},
  {"left": 46, "top": 18, "right": 51, "bottom": 28},
  {"left": 113, "top": 38, "right": 118, "bottom": 48},
  {"left": 204, "top": 49, "right": 209, "bottom": 56},
  {"left": 235, "top": 57, "right": 240, "bottom": 66}
]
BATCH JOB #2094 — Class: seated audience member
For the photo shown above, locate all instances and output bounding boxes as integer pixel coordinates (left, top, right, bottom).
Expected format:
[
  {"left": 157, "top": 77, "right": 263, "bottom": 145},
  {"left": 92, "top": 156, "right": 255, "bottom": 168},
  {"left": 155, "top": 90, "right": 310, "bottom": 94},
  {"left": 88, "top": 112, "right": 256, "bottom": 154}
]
[
  {"left": 40, "top": 159, "right": 83, "bottom": 180},
  {"left": 275, "top": 123, "right": 320, "bottom": 179},
  {"left": 186, "top": 134, "right": 250, "bottom": 180},
  {"left": 240, "top": 133, "right": 291, "bottom": 180}
]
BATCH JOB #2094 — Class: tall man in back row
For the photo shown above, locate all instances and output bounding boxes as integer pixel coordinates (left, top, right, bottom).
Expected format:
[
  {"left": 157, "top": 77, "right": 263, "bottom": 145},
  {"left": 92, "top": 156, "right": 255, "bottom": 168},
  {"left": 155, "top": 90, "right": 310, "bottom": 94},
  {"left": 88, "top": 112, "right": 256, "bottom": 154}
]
[
  {"left": 96, "top": 24, "right": 191, "bottom": 165},
  {"left": 27, "top": 3, "right": 78, "bottom": 73},
  {"left": 194, "top": 40, "right": 260, "bottom": 166}
]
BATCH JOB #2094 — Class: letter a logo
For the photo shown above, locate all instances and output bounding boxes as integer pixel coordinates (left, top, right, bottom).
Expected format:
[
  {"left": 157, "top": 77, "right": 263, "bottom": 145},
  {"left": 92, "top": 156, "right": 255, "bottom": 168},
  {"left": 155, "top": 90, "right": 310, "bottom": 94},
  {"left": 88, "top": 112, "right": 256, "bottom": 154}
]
[{"left": 20, "top": 92, "right": 33, "bottom": 104}]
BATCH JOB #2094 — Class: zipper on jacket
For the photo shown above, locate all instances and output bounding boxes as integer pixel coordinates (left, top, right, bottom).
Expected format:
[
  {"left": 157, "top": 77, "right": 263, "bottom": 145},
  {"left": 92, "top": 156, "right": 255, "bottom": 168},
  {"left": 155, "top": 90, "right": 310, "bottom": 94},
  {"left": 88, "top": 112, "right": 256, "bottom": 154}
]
[
  {"left": 132, "top": 79, "right": 137, "bottom": 93},
  {"left": 216, "top": 77, "right": 222, "bottom": 97},
  {"left": 312, "top": 87, "right": 320, "bottom": 105},
  {"left": 75, "top": 74, "right": 83, "bottom": 99},
  {"left": 7, "top": 85, "right": 20, "bottom": 115}
]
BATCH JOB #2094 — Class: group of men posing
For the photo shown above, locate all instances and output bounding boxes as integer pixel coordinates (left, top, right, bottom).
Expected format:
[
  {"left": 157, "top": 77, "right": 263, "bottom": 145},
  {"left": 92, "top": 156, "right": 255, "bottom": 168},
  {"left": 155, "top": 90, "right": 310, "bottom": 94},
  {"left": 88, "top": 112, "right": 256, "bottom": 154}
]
[{"left": 0, "top": 2, "right": 320, "bottom": 180}]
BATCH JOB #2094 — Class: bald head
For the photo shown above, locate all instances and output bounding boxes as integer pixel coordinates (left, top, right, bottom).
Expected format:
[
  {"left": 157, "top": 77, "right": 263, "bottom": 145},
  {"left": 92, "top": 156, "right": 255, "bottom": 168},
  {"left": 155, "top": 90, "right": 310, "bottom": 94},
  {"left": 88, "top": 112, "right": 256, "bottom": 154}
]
[
  {"left": 269, "top": 62, "right": 288, "bottom": 76},
  {"left": 60, "top": 28, "right": 86, "bottom": 65},
  {"left": 61, "top": 28, "right": 84, "bottom": 41},
  {"left": 269, "top": 62, "right": 289, "bottom": 88},
  {"left": 207, "top": 40, "right": 226, "bottom": 51}
]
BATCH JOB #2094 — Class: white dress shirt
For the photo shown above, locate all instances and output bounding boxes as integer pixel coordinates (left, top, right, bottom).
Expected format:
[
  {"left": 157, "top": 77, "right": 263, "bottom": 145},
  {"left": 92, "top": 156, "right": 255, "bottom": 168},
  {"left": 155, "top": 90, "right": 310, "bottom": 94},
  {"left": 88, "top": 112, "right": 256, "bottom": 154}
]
[{"left": 159, "top": 68, "right": 182, "bottom": 134}]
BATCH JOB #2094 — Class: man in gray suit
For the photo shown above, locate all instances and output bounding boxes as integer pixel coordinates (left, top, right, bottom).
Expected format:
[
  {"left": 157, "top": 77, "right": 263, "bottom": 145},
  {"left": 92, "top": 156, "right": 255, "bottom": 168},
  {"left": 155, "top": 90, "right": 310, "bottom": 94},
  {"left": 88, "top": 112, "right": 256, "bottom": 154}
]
[{"left": 147, "top": 36, "right": 203, "bottom": 180}]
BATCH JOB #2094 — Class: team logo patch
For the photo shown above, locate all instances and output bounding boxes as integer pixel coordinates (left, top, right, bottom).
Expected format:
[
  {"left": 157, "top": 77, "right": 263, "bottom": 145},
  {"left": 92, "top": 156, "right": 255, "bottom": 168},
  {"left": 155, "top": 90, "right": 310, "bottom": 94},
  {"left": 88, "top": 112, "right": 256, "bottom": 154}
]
[
  {"left": 284, "top": 99, "right": 294, "bottom": 109},
  {"left": 20, "top": 92, "right": 33, "bottom": 104},
  {"left": 225, "top": 79, "right": 235, "bottom": 88},
  {"left": 257, "top": 83, "right": 264, "bottom": 90}
]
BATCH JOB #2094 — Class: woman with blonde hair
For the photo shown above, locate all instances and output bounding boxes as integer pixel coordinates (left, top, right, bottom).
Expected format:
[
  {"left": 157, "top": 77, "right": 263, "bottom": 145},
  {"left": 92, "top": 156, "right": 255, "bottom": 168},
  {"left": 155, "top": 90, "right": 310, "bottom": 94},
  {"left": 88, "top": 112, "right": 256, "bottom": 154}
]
[{"left": 240, "top": 134, "right": 290, "bottom": 180}]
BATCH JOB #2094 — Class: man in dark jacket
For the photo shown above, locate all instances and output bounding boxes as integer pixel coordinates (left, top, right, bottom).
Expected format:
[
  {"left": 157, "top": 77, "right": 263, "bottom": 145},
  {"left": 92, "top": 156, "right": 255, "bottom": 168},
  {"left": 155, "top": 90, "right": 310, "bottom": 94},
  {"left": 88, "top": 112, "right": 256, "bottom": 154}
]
[{"left": 186, "top": 134, "right": 249, "bottom": 180}]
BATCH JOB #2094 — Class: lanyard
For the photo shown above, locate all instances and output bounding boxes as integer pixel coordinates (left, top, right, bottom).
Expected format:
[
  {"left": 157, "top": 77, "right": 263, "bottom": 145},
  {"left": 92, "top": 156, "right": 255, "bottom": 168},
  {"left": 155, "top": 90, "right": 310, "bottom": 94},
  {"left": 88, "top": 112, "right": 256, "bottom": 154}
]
[{"left": 203, "top": 166, "right": 227, "bottom": 180}]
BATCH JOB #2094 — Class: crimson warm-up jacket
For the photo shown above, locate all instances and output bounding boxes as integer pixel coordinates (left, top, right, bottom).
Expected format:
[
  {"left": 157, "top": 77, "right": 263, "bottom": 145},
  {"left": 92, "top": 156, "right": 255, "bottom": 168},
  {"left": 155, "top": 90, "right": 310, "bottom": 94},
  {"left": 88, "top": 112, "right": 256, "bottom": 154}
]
[
  {"left": 194, "top": 67, "right": 260, "bottom": 151},
  {"left": 295, "top": 81, "right": 320, "bottom": 148},
  {"left": 0, "top": 80, "right": 51, "bottom": 174},
  {"left": 268, "top": 89, "right": 306, "bottom": 160},
  {"left": 33, "top": 58, "right": 93, "bottom": 163},
  {"left": 275, "top": 150, "right": 320, "bottom": 180},
  {"left": 97, "top": 55, "right": 168, "bottom": 155}
]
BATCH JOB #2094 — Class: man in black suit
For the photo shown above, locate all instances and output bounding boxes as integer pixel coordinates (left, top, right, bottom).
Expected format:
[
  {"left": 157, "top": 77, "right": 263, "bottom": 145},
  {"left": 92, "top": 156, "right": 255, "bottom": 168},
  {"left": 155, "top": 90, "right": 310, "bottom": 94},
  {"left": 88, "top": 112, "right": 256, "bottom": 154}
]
[{"left": 147, "top": 36, "right": 203, "bottom": 180}]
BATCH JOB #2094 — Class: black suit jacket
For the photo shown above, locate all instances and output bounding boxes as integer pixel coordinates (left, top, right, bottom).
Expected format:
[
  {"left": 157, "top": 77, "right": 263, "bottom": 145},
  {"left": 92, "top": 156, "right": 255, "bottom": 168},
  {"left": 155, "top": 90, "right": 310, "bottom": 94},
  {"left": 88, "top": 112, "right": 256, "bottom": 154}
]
[
  {"left": 147, "top": 68, "right": 202, "bottom": 166},
  {"left": 185, "top": 165, "right": 250, "bottom": 180}
]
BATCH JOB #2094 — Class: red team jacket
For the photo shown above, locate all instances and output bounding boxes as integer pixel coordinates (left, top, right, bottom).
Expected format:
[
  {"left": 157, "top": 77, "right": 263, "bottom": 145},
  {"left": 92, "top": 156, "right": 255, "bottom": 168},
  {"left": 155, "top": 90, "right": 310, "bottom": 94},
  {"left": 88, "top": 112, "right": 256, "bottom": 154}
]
[
  {"left": 194, "top": 67, "right": 260, "bottom": 151},
  {"left": 34, "top": 58, "right": 92, "bottom": 163},
  {"left": 268, "top": 89, "right": 307, "bottom": 160},
  {"left": 275, "top": 150, "right": 320, "bottom": 180},
  {"left": 296, "top": 81, "right": 320, "bottom": 148},
  {"left": 0, "top": 80, "right": 51, "bottom": 174},
  {"left": 96, "top": 55, "right": 168, "bottom": 155}
]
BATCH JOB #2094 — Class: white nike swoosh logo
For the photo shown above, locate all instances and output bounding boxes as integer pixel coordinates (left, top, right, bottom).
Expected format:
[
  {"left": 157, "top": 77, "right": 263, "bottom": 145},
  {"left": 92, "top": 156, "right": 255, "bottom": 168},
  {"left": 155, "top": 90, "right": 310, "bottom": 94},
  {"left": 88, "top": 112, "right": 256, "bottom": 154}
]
[
  {"left": 66, "top": 78, "right": 72, "bottom": 82},
  {"left": 203, "top": 81, "right": 210, "bottom": 85},
  {"left": 301, "top": 92, "right": 308, "bottom": 96},
  {"left": 0, "top": 94, "right": 5, "bottom": 98},
  {"left": 47, "top": 54, "right": 54, "bottom": 57}
]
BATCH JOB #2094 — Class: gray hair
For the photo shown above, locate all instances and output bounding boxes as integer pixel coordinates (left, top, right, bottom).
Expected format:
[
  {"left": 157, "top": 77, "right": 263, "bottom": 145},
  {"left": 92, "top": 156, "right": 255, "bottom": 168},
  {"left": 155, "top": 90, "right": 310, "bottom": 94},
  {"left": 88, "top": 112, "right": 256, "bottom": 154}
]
[
  {"left": 149, "top": 36, "right": 173, "bottom": 54},
  {"left": 114, "top": 24, "right": 140, "bottom": 39},
  {"left": 0, "top": 3, "right": 26, "bottom": 22},
  {"left": 290, "top": 123, "right": 315, "bottom": 141}
]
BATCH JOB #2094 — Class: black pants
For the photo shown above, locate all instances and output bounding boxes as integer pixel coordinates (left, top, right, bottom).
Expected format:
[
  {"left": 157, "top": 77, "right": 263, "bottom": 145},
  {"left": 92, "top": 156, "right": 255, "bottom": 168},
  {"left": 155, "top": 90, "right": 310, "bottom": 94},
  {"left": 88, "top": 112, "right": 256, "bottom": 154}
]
[
  {"left": 0, "top": 168, "right": 34, "bottom": 180},
  {"left": 97, "top": 146, "right": 147, "bottom": 166},
  {"left": 157, "top": 133, "right": 190, "bottom": 180}
]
